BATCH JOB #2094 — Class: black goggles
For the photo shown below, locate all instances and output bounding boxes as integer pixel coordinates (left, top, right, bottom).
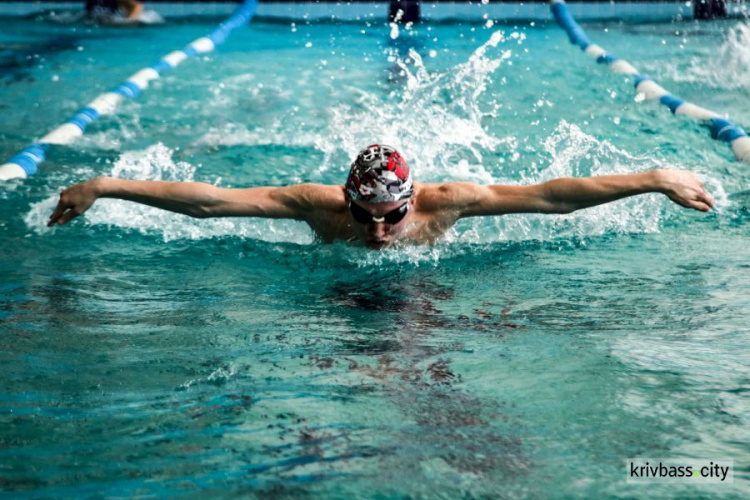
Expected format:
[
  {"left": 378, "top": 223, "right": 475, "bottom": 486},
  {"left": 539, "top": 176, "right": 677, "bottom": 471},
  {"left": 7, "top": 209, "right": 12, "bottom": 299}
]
[{"left": 348, "top": 201, "right": 410, "bottom": 225}]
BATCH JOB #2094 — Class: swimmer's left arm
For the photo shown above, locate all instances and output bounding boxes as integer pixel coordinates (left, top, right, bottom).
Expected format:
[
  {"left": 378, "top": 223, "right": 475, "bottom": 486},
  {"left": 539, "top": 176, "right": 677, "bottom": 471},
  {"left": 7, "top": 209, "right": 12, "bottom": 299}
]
[{"left": 446, "top": 169, "right": 714, "bottom": 218}]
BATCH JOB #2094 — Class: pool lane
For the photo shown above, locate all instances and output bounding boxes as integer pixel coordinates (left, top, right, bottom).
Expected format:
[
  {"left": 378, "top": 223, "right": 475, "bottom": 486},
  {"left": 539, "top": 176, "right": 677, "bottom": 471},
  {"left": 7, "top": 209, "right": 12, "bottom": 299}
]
[
  {"left": 550, "top": 0, "right": 750, "bottom": 165},
  {"left": 0, "top": 0, "right": 258, "bottom": 183}
]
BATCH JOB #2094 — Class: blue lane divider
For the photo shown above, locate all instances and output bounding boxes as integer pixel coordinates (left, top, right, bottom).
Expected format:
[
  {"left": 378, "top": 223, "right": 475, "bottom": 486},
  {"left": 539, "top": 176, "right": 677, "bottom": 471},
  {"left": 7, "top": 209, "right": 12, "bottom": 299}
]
[
  {"left": 549, "top": 0, "right": 750, "bottom": 164},
  {"left": 0, "top": 0, "right": 258, "bottom": 182},
  {"left": 551, "top": 0, "right": 591, "bottom": 49}
]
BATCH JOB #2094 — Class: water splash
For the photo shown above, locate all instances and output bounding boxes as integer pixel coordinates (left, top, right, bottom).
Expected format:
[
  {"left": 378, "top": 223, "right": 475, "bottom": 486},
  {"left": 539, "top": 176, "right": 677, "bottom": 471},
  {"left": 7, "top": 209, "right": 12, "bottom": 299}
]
[
  {"left": 319, "top": 30, "right": 512, "bottom": 185},
  {"left": 663, "top": 22, "right": 750, "bottom": 91},
  {"left": 194, "top": 29, "right": 515, "bottom": 185},
  {"left": 178, "top": 364, "right": 240, "bottom": 391},
  {"left": 345, "top": 243, "right": 447, "bottom": 268}
]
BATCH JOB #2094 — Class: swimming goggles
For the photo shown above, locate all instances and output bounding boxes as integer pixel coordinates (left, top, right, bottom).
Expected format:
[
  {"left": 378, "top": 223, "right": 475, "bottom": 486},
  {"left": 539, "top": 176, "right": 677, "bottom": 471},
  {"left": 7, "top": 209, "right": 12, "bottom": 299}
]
[{"left": 348, "top": 201, "right": 409, "bottom": 225}]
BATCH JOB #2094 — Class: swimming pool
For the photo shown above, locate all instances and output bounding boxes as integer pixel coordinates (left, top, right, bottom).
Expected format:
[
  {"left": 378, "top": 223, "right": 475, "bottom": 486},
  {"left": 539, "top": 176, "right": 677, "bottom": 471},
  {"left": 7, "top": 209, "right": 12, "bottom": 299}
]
[{"left": 1, "top": 12, "right": 750, "bottom": 497}]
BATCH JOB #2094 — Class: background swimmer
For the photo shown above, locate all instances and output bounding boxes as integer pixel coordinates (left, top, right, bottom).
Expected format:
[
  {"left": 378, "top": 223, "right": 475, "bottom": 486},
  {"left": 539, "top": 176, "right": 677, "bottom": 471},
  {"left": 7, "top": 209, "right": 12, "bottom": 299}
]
[{"left": 82, "top": 0, "right": 163, "bottom": 25}]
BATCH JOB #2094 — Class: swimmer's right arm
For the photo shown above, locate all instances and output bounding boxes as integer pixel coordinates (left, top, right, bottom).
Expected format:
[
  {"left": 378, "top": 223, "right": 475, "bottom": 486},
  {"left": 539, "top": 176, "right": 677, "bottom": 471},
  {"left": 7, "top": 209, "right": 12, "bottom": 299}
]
[{"left": 48, "top": 177, "right": 340, "bottom": 226}]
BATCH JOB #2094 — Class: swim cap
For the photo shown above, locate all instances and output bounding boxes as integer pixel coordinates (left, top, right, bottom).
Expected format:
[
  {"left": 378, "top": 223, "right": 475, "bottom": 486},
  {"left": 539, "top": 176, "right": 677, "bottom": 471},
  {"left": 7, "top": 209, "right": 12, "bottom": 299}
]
[{"left": 345, "top": 144, "right": 414, "bottom": 203}]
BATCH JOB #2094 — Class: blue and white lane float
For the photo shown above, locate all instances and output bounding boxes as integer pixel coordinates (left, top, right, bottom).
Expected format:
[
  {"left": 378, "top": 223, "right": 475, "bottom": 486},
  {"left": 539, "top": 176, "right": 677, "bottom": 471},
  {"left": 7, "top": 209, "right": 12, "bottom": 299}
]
[
  {"left": 549, "top": 0, "right": 750, "bottom": 164},
  {"left": 0, "top": 0, "right": 258, "bottom": 182}
]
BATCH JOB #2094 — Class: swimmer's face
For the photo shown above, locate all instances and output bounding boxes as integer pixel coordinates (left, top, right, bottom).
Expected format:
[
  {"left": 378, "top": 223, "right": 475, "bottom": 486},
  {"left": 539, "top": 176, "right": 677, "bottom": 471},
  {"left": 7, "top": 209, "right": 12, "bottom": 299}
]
[{"left": 349, "top": 198, "right": 415, "bottom": 250}]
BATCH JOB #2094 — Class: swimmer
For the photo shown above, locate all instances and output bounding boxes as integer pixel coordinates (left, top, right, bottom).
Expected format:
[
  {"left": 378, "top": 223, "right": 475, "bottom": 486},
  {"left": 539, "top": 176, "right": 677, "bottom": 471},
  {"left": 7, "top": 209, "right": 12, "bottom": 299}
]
[
  {"left": 48, "top": 144, "right": 715, "bottom": 249},
  {"left": 86, "top": 0, "right": 143, "bottom": 21}
]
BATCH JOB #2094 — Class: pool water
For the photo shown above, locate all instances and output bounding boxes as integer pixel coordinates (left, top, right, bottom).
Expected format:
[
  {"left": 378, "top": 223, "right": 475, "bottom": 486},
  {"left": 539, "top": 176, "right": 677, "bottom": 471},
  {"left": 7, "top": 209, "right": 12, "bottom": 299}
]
[{"left": 1, "top": 13, "right": 750, "bottom": 498}]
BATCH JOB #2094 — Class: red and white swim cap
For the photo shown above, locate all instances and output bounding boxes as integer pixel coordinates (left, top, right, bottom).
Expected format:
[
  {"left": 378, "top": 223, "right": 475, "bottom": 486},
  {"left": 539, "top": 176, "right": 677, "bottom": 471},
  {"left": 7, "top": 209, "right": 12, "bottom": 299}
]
[{"left": 345, "top": 144, "right": 414, "bottom": 203}]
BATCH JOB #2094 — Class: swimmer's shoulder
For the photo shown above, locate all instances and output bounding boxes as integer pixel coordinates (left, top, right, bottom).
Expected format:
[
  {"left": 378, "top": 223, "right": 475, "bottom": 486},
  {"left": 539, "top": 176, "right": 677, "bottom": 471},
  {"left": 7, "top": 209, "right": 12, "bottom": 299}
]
[
  {"left": 414, "top": 181, "right": 483, "bottom": 212},
  {"left": 291, "top": 183, "right": 347, "bottom": 213}
]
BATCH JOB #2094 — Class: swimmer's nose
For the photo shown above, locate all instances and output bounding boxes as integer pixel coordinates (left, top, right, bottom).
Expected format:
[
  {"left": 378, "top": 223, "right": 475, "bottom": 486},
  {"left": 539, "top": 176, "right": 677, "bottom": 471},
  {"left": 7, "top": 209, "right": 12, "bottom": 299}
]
[{"left": 368, "top": 223, "right": 387, "bottom": 238}]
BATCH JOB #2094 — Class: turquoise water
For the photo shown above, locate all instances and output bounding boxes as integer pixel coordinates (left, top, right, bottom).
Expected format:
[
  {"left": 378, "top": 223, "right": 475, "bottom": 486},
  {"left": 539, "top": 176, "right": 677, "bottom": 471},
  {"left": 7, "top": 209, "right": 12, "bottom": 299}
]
[{"left": 2, "top": 15, "right": 750, "bottom": 498}]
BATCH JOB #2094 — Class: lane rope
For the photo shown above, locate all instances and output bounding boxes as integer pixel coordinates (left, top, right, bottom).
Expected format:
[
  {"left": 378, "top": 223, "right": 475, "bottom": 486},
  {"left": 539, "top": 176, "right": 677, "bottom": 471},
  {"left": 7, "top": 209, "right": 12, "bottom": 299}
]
[
  {"left": 0, "top": 0, "right": 258, "bottom": 182},
  {"left": 549, "top": 0, "right": 750, "bottom": 164}
]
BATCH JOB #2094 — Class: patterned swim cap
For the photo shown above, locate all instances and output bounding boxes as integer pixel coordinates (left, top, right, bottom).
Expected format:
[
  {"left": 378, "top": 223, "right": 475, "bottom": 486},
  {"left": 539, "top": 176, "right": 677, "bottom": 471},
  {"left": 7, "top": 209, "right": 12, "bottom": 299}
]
[{"left": 345, "top": 144, "right": 414, "bottom": 203}]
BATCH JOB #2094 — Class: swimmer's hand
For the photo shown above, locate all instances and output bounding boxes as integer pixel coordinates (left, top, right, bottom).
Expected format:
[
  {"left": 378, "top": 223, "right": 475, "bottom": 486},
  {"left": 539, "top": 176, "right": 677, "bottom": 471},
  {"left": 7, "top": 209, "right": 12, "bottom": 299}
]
[
  {"left": 656, "top": 169, "right": 715, "bottom": 212},
  {"left": 48, "top": 178, "right": 102, "bottom": 226}
]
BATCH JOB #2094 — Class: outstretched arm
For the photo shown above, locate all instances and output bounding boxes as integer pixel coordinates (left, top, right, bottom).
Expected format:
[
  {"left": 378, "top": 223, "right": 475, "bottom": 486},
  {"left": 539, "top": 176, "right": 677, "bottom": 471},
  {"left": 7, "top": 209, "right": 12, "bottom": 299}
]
[
  {"left": 430, "top": 169, "right": 714, "bottom": 218},
  {"left": 48, "top": 176, "right": 339, "bottom": 227}
]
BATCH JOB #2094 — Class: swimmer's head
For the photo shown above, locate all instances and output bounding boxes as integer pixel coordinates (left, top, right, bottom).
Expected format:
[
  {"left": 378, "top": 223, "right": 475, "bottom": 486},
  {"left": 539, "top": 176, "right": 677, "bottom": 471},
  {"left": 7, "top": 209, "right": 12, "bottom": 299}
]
[
  {"left": 345, "top": 145, "right": 415, "bottom": 249},
  {"left": 345, "top": 144, "right": 413, "bottom": 204}
]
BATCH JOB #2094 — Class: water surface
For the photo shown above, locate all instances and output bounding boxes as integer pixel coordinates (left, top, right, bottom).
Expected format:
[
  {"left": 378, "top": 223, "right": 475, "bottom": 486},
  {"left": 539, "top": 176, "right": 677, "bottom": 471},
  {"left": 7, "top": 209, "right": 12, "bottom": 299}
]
[{"left": 1, "top": 15, "right": 749, "bottom": 498}]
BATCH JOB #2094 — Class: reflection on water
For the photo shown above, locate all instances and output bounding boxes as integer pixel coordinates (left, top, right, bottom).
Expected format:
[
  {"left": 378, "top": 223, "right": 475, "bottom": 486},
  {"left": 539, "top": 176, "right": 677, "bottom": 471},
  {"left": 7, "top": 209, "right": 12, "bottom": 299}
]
[{"left": 321, "top": 277, "right": 528, "bottom": 485}]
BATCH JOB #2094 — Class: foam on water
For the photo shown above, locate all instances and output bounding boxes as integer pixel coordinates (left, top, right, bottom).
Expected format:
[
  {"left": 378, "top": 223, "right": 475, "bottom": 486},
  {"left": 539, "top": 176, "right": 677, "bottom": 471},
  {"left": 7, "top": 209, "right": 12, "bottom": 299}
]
[{"left": 344, "top": 242, "right": 448, "bottom": 268}]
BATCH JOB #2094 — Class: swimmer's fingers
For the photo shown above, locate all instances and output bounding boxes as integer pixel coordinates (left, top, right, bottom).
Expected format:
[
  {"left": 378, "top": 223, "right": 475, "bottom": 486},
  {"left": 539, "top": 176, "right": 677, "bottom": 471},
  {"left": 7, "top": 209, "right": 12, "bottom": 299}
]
[
  {"left": 685, "top": 190, "right": 714, "bottom": 212},
  {"left": 47, "top": 206, "right": 80, "bottom": 226},
  {"left": 58, "top": 207, "right": 82, "bottom": 225},
  {"left": 699, "top": 188, "right": 716, "bottom": 209},
  {"left": 47, "top": 185, "right": 91, "bottom": 226},
  {"left": 691, "top": 200, "right": 712, "bottom": 212},
  {"left": 666, "top": 192, "right": 711, "bottom": 212},
  {"left": 686, "top": 186, "right": 715, "bottom": 212},
  {"left": 47, "top": 197, "right": 70, "bottom": 227},
  {"left": 660, "top": 170, "right": 717, "bottom": 213}
]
